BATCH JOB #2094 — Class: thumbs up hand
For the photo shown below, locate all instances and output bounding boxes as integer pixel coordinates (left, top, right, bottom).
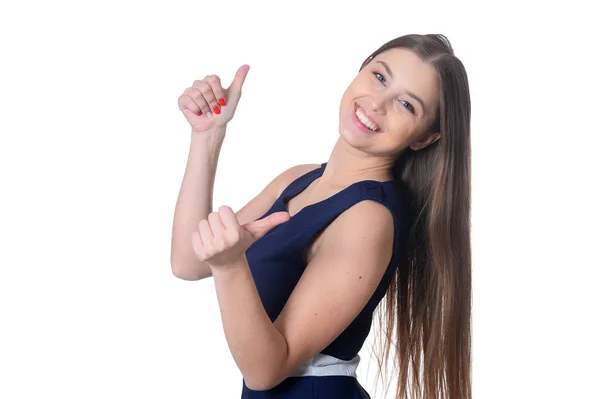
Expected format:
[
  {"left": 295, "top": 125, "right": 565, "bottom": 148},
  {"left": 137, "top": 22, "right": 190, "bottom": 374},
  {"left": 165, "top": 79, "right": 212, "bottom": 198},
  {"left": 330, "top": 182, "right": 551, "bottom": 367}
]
[
  {"left": 192, "top": 206, "right": 290, "bottom": 269},
  {"left": 178, "top": 64, "right": 250, "bottom": 134}
]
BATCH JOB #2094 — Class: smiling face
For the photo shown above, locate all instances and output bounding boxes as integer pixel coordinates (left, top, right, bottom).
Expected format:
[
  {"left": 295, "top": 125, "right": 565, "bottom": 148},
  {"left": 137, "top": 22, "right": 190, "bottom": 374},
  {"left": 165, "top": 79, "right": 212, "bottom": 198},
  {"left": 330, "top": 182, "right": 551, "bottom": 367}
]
[{"left": 338, "top": 47, "right": 441, "bottom": 157}]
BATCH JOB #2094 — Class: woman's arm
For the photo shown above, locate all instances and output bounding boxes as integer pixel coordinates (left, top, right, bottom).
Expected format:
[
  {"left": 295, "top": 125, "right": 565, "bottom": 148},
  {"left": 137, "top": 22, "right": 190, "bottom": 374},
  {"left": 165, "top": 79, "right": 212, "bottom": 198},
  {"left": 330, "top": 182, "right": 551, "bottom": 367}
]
[
  {"left": 170, "top": 127, "right": 226, "bottom": 280},
  {"left": 171, "top": 158, "right": 321, "bottom": 281},
  {"left": 208, "top": 200, "right": 395, "bottom": 390}
]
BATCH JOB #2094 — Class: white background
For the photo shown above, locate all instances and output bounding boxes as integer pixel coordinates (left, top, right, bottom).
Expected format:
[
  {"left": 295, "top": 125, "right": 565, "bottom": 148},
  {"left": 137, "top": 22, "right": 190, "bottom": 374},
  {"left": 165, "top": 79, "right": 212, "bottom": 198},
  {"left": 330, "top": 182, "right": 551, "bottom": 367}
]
[{"left": 1, "top": 0, "right": 598, "bottom": 398}]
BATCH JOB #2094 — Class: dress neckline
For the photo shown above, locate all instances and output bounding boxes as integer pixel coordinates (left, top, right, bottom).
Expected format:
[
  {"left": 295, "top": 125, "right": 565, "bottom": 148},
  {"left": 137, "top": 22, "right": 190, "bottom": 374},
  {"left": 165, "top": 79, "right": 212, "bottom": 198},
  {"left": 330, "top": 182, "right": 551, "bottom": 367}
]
[{"left": 281, "top": 163, "right": 394, "bottom": 219}]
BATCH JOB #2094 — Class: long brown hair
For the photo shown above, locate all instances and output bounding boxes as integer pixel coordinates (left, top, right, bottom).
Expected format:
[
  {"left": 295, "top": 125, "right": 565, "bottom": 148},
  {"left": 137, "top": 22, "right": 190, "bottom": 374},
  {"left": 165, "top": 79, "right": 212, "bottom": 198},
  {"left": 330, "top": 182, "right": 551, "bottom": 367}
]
[{"left": 362, "top": 34, "right": 472, "bottom": 399}]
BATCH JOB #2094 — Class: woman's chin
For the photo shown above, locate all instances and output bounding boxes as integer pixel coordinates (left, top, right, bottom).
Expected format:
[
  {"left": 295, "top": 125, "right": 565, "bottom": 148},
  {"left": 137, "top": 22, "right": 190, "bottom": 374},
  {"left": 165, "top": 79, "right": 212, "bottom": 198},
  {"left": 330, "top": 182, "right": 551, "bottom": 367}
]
[{"left": 338, "top": 125, "right": 376, "bottom": 149}]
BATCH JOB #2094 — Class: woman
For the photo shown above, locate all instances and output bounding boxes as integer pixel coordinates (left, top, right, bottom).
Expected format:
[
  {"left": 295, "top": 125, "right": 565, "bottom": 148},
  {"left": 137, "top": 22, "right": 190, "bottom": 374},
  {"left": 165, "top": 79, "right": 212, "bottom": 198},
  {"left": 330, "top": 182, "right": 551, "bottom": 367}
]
[{"left": 171, "top": 33, "right": 472, "bottom": 399}]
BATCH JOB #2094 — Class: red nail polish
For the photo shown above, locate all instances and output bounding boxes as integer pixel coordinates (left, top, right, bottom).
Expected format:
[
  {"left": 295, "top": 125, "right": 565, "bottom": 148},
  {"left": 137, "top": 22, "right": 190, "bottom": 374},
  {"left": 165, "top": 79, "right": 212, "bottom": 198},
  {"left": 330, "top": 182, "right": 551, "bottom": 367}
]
[
  {"left": 213, "top": 106, "right": 221, "bottom": 114},
  {"left": 218, "top": 98, "right": 226, "bottom": 106},
  {"left": 197, "top": 110, "right": 202, "bottom": 115}
]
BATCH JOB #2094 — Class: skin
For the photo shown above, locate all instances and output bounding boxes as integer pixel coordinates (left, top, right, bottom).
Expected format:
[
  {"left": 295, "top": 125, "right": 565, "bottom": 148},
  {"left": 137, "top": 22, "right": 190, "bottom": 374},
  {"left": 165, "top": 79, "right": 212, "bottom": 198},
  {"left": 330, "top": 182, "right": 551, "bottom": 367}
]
[
  {"left": 188, "top": 48, "right": 442, "bottom": 390},
  {"left": 333, "top": 46, "right": 441, "bottom": 182},
  {"left": 286, "top": 47, "right": 442, "bottom": 261}
]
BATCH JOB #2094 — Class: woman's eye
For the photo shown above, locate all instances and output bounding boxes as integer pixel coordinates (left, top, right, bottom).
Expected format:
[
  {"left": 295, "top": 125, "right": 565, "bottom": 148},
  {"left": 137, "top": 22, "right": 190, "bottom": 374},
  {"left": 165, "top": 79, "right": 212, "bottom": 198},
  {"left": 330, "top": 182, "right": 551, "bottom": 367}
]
[
  {"left": 400, "top": 100, "right": 415, "bottom": 114},
  {"left": 373, "top": 72, "right": 386, "bottom": 84},
  {"left": 372, "top": 71, "right": 415, "bottom": 115}
]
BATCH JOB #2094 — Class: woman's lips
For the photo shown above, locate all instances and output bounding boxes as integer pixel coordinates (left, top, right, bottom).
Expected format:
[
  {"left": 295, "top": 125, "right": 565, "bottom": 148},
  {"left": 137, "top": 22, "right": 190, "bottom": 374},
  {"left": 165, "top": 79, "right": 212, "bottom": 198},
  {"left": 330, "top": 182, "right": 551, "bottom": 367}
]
[{"left": 352, "top": 103, "right": 381, "bottom": 134}]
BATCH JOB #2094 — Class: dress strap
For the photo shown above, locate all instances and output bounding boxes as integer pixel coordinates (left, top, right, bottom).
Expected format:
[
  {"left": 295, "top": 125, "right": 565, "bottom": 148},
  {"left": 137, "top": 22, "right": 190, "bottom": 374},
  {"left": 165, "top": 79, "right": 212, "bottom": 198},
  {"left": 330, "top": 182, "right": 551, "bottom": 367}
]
[
  {"left": 278, "top": 163, "right": 325, "bottom": 203},
  {"left": 307, "top": 179, "right": 389, "bottom": 223}
]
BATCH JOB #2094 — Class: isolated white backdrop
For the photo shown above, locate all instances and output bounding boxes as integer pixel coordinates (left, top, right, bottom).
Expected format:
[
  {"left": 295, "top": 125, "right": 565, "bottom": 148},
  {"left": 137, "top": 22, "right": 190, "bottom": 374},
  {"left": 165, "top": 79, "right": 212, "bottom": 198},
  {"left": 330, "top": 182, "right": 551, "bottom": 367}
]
[{"left": 1, "top": 0, "right": 599, "bottom": 398}]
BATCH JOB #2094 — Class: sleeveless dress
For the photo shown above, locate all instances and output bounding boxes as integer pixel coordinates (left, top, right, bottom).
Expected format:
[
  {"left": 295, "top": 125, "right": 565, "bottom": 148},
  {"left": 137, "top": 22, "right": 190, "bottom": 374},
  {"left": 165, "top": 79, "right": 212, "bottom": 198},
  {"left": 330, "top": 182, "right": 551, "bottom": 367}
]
[{"left": 240, "top": 162, "right": 409, "bottom": 399}]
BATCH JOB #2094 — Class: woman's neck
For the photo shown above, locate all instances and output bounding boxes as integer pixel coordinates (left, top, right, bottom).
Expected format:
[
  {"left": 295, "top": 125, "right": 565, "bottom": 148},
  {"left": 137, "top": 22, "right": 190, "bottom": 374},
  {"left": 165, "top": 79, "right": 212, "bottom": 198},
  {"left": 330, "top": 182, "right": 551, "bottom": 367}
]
[{"left": 320, "top": 137, "right": 396, "bottom": 186}]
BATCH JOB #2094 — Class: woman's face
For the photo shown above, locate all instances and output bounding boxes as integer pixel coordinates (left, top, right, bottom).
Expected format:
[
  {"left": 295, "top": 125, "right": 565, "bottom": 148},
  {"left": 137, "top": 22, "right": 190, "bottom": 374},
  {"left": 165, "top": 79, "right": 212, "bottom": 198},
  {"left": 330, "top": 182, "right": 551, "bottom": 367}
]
[{"left": 339, "top": 47, "right": 441, "bottom": 157}]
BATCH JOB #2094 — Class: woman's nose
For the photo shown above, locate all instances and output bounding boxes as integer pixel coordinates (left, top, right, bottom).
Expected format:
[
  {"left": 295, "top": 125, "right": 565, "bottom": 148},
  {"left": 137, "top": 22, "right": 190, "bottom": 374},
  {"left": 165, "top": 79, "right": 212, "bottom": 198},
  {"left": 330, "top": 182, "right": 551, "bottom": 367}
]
[{"left": 369, "top": 96, "right": 386, "bottom": 114}]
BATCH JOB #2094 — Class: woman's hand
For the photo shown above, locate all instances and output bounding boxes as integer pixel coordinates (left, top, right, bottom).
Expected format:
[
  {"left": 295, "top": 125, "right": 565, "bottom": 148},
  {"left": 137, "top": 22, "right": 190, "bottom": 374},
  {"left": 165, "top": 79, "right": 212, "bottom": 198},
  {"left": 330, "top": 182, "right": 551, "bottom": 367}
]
[
  {"left": 177, "top": 64, "right": 250, "bottom": 134},
  {"left": 191, "top": 206, "right": 290, "bottom": 268}
]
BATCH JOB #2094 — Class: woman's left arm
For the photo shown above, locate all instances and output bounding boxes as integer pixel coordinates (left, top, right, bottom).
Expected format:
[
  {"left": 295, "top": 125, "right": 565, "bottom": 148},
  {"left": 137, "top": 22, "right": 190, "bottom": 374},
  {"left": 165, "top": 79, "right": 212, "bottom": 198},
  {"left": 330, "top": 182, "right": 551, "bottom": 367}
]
[
  {"left": 209, "top": 256, "right": 287, "bottom": 390},
  {"left": 197, "top": 202, "right": 394, "bottom": 391}
]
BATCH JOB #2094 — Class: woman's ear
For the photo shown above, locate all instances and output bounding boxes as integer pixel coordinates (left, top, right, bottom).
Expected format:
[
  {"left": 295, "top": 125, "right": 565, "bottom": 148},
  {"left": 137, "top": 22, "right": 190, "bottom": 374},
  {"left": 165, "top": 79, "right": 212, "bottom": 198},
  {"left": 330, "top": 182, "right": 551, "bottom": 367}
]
[{"left": 409, "top": 132, "right": 441, "bottom": 151}]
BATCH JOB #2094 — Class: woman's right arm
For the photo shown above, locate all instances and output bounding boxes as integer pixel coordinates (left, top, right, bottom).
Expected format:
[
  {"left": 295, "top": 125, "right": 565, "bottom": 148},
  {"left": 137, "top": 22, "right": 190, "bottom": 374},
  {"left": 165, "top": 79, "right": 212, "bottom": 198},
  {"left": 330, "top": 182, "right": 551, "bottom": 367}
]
[
  {"left": 169, "top": 65, "right": 318, "bottom": 280},
  {"left": 170, "top": 66, "right": 249, "bottom": 281},
  {"left": 170, "top": 133, "right": 319, "bottom": 282},
  {"left": 169, "top": 125, "right": 277, "bottom": 281},
  {"left": 169, "top": 128, "right": 224, "bottom": 281}
]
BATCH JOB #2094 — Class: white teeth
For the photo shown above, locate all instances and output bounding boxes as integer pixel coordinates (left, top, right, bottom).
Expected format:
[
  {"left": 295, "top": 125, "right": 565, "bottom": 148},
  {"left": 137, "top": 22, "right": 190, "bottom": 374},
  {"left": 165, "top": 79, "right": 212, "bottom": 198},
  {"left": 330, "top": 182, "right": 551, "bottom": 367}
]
[{"left": 355, "top": 107, "right": 379, "bottom": 131}]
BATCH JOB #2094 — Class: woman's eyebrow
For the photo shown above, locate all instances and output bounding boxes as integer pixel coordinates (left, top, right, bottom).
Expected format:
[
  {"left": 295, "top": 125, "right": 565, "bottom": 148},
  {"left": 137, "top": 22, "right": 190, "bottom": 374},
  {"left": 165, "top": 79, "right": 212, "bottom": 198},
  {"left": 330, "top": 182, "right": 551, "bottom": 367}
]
[{"left": 375, "top": 60, "right": 395, "bottom": 79}]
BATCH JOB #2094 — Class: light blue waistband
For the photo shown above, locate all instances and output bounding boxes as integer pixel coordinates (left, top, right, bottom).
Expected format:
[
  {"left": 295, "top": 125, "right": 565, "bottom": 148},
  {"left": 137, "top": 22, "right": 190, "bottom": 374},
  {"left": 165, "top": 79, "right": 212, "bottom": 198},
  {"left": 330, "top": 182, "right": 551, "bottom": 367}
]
[{"left": 288, "top": 353, "right": 360, "bottom": 378}]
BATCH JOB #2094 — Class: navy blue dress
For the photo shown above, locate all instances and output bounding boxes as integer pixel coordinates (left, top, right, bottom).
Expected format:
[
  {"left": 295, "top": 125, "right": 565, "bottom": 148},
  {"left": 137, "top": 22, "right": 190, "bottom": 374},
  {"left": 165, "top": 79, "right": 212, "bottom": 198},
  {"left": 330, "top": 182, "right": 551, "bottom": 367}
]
[{"left": 241, "top": 163, "right": 409, "bottom": 399}]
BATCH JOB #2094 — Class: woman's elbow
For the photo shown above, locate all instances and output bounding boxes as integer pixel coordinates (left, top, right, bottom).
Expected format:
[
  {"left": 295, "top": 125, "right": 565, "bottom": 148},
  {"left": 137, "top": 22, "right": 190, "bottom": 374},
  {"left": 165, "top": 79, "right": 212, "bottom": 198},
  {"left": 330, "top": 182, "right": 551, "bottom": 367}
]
[
  {"left": 244, "top": 367, "right": 283, "bottom": 391},
  {"left": 170, "top": 260, "right": 211, "bottom": 281},
  {"left": 244, "top": 376, "right": 277, "bottom": 392}
]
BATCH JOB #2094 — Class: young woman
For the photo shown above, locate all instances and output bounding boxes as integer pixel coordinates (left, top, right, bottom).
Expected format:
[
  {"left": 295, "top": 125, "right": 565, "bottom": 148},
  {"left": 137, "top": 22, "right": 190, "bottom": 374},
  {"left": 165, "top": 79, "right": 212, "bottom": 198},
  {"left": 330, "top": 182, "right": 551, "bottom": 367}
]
[{"left": 171, "top": 33, "right": 472, "bottom": 399}]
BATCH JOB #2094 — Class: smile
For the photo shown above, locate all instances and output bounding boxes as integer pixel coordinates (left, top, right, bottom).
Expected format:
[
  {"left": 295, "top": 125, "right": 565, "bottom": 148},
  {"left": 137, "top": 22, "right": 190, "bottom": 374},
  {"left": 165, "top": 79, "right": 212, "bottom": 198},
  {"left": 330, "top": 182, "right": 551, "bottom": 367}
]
[{"left": 353, "top": 103, "right": 381, "bottom": 133}]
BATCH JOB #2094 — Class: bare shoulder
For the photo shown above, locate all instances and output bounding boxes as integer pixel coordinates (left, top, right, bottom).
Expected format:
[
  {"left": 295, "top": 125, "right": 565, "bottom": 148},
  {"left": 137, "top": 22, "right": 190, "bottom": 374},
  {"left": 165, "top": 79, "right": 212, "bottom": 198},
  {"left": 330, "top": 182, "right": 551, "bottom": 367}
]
[
  {"left": 235, "top": 163, "right": 322, "bottom": 226},
  {"left": 319, "top": 200, "right": 395, "bottom": 261}
]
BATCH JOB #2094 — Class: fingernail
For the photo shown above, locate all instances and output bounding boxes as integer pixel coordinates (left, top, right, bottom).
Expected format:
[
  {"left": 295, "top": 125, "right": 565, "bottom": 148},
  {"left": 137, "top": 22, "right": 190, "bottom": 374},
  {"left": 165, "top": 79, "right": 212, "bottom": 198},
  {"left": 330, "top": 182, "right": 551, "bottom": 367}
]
[
  {"left": 206, "top": 110, "right": 212, "bottom": 117},
  {"left": 197, "top": 110, "right": 202, "bottom": 115},
  {"left": 213, "top": 106, "right": 221, "bottom": 115},
  {"left": 218, "top": 98, "right": 226, "bottom": 106}
]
